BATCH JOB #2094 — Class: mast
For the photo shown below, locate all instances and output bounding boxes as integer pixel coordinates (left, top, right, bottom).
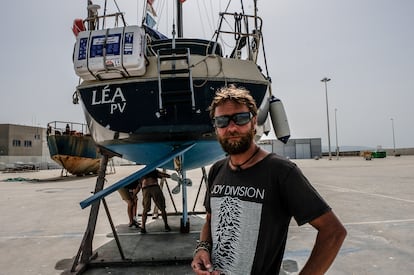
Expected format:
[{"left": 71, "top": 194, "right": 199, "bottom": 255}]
[
  {"left": 253, "top": 0, "right": 258, "bottom": 30},
  {"left": 176, "top": 0, "right": 183, "bottom": 37},
  {"left": 252, "top": 0, "right": 261, "bottom": 63}
]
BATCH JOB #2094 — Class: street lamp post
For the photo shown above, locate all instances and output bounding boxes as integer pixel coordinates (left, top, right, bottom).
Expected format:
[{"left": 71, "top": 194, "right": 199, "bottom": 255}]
[
  {"left": 321, "top": 77, "right": 332, "bottom": 160},
  {"left": 335, "top": 108, "right": 339, "bottom": 160},
  {"left": 391, "top": 118, "right": 396, "bottom": 156}
]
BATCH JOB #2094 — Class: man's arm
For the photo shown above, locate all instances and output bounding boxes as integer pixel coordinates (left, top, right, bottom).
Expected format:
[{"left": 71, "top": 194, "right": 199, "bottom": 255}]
[
  {"left": 299, "top": 210, "right": 347, "bottom": 275},
  {"left": 132, "top": 182, "right": 141, "bottom": 197},
  {"left": 191, "top": 213, "right": 220, "bottom": 275},
  {"left": 157, "top": 170, "right": 170, "bottom": 178},
  {"left": 199, "top": 213, "right": 212, "bottom": 244}
]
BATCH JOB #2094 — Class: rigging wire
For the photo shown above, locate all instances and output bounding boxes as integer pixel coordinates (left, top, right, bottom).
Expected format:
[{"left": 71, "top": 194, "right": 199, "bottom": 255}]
[
  {"left": 207, "top": 0, "right": 216, "bottom": 34},
  {"left": 113, "top": 0, "right": 125, "bottom": 26},
  {"left": 196, "top": 1, "right": 207, "bottom": 37},
  {"left": 140, "top": 0, "right": 146, "bottom": 25},
  {"left": 158, "top": 0, "right": 168, "bottom": 33},
  {"left": 240, "top": 0, "right": 252, "bottom": 59},
  {"left": 224, "top": 0, "right": 232, "bottom": 13},
  {"left": 240, "top": 0, "right": 245, "bottom": 14},
  {"left": 113, "top": 0, "right": 122, "bottom": 15},
  {"left": 157, "top": 0, "right": 169, "bottom": 35},
  {"left": 260, "top": 33, "right": 270, "bottom": 80}
]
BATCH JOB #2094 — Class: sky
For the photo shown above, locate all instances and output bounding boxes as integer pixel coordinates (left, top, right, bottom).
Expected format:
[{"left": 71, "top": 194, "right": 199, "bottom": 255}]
[{"left": 1, "top": 0, "right": 413, "bottom": 149}]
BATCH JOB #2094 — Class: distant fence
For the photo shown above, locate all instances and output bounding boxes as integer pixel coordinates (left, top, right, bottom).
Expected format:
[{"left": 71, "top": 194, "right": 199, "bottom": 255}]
[
  {"left": 322, "top": 148, "right": 414, "bottom": 157},
  {"left": 383, "top": 148, "right": 414, "bottom": 156},
  {"left": 322, "top": 151, "right": 360, "bottom": 157}
]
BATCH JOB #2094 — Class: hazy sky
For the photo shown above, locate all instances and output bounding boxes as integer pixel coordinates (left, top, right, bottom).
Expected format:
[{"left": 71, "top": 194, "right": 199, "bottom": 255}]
[{"left": 1, "top": 0, "right": 413, "bottom": 149}]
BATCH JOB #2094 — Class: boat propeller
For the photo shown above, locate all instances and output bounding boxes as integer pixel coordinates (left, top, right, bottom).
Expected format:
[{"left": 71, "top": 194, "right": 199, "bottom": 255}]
[{"left": 170, "top": 172, "right": 192, "bottom": 194}]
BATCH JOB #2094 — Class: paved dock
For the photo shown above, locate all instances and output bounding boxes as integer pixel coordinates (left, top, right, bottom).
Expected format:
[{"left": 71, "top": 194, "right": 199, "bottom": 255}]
[{"left": 0, "top": 156, "right": 413, "bottom": 274}]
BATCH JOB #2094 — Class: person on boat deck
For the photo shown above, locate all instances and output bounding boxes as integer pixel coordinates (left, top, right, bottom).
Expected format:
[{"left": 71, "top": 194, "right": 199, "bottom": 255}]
[
  {"left": 65, "top": 123, "right": 70, "bottom": 135},
  {"left": 118, "top": 180, "right": 141, "bottom": 228},
  {"left": 46, "top": 124, "right": 52, "bottom": 135},
  {"left": 191, "top": 85, "right": 346, "bottom": 275},
  {"left": 139, "top": 169, "right": 171, "bottom": 233}
]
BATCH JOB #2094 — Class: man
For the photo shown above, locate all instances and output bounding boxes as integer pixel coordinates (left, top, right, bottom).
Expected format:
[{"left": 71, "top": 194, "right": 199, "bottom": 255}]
[
  {"left": 140, "top": 169, "right": 171, "bottom": 233},
  {"left": 118, "top": 179, "right": 141, "bottom": 228},
  {"left": 191, "top": 85, "right": 346, "bottom": 274}
]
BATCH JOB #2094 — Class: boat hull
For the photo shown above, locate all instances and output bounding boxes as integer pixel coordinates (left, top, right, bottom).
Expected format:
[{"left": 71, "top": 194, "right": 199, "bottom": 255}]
[
  {"left": 78, "top": 79, "right": 268, "bottom": 170},
  {"left": 47, "top": 134, "right": 101, "bottom": 175},
  {"left": 76, "top": 44, "right": 270, "bottom": 170}
]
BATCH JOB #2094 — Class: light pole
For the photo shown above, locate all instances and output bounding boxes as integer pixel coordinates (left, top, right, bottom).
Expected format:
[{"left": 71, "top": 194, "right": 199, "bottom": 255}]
[
  {"left": 391, "top": 118, "right": 396, "bottom": 156},
  {"left": 321, "top": 77, "right": 332, "bottom": 160},
  {"left": 335, "top": 108, "right": 339, "bottom": 160}
]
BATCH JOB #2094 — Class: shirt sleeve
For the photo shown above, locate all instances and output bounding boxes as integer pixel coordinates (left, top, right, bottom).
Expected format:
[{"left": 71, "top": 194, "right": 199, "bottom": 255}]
[{"left": 283, "top": 165, "right": 331, "bottom": 226}]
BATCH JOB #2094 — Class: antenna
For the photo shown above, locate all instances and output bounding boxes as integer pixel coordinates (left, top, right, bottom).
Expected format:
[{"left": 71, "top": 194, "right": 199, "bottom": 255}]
[
  {"left": 87, "top": 4, "right": 101, "bottom": 14},
  {"left": 87, "top": 2, "right": 101, "bottom": 30}
]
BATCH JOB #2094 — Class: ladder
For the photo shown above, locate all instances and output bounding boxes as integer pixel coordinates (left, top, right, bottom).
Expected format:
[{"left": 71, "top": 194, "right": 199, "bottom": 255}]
[{"left": 157, "top": 48, "right": 195, "bottom": 115}]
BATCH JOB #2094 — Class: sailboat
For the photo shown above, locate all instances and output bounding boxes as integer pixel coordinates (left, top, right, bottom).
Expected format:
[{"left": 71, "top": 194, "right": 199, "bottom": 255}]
[
  {"left": 72, "top": 0, "right": 289, "bottom": 167},
  {"left": 69, "top": 1, "right": 290, "bottom": 272},
  {"left": 72, "top": 0, "right": 290, "bottom": 228}
]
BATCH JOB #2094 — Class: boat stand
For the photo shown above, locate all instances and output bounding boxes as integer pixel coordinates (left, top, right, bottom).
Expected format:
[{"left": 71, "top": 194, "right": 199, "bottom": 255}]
[
  {"left": 69, "top": 143, "right": 206, "bottom": 274},
  {"left": 192, "top": 166, "right": 208, "bottom": 212},
  {"left": 70, "top": 147, "right": 123, "bottom": 274}
]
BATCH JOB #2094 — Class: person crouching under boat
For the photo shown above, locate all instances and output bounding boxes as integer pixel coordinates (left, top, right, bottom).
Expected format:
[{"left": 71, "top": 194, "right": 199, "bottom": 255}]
[
  {"left": 139, "top": 169, "right": 171, "bottom": 233},
  {"left": 118, "top": 179, "right": 141, "bottom": 228}
]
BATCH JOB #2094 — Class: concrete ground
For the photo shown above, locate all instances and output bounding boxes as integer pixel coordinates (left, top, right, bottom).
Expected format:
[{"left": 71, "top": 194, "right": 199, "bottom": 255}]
[{"left": 0, "top": 156, "right": 413, "bottom": 274}]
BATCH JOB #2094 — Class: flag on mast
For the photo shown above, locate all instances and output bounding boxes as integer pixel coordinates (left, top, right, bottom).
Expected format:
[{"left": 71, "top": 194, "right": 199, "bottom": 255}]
[
  {"left": 147, "top": 0, "right": 157, "bottom": 17},
  {"left": 145, "top": 12, "right": 157, "bottom": 28}
]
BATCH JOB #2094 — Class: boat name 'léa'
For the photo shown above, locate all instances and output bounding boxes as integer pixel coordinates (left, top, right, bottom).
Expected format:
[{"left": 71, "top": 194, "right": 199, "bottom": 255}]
[{"left": 91, "top": 85, "right": 126, "bottom": 114}]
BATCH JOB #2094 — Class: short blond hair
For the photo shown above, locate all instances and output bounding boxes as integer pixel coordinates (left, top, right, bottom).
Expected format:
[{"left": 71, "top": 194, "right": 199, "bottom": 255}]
[{"left": 209, "top": 85, "right": 257, "bottom": 119}]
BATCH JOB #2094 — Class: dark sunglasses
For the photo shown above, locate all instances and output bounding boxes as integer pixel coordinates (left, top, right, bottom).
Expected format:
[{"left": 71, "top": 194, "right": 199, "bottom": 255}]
[{"left": 213, "top": 112, "right": 253, "bottom": 128}]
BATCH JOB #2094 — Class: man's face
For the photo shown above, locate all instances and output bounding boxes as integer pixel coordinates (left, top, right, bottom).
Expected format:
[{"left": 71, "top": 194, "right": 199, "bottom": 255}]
[{"left": 214, "top": 101, "right": 256, "bottom": 155}]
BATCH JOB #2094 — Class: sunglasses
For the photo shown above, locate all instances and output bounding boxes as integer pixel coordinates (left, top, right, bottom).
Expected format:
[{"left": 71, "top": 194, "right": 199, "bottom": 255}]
[{"left": 213, "top": 112, "right": 253, "bottom": 128}]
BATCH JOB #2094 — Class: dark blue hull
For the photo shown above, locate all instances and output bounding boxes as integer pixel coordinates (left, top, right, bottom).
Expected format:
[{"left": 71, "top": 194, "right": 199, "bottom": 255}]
[
  {"left": 78, "top": 78, "right": 268, "bottom": 169},
  {"left": 79, "top": 79, "right": 266, "bottom": 137}
]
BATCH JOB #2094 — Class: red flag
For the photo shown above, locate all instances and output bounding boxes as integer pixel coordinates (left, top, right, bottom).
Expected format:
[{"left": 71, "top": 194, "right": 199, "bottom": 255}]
[{"left": 180, "top": 0, "right": 186, "bottom": 3}]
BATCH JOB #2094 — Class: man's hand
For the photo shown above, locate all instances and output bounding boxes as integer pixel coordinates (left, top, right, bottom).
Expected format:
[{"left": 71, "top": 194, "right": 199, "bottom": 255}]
[{"left": 191, "top": 250, "right": 220, "bottom": 275}]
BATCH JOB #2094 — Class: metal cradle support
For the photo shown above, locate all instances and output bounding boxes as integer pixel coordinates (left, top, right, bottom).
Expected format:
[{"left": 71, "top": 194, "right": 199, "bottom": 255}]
[
  {"left": 192, "top": 166, "right": 208, "bottom": 212},
  {"left": 70, "top": 144, "right": 196, "bottom": 273},
  {"left": 69, "top": 143, "right": 205, "bottom": 273},
  {"left": 70, "top": 147, "right": 124, "bottom": 274}
]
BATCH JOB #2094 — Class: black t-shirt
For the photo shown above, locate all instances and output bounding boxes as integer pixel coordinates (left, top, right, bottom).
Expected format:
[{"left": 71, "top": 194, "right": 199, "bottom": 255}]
[{"left": 205, "top": 153, "right": 331, "bottom": 275}]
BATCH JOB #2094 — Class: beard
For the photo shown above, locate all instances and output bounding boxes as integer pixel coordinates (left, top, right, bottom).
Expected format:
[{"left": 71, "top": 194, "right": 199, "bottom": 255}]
[{"left": 218, "top": 127, "right": 255, "bottom": 155}]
